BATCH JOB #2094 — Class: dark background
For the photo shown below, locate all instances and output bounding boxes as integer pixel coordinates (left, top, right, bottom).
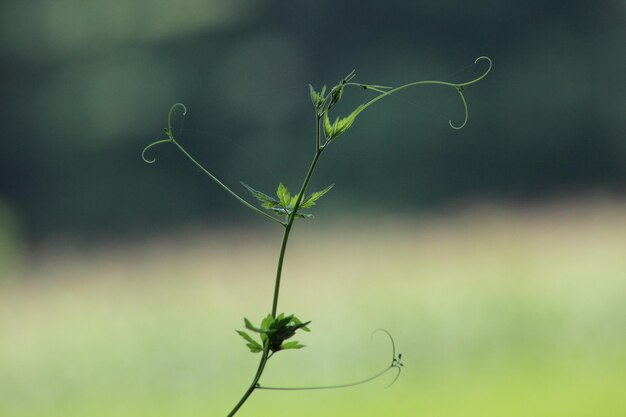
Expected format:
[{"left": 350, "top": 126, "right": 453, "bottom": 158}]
[{"left": 1, "top": 0, "right": 624, "bottom": 244}]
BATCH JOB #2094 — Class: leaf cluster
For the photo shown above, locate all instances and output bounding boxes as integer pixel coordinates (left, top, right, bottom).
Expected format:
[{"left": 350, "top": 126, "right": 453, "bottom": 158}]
[
  {"left": 237, "top": 313, "right": 311, "bottom": 354},
  {"left": 310, "top": 71, "right": 377, "bottom": 142},
  {"left": 241, "top": 182, "right": 334, "bottom": 219}
]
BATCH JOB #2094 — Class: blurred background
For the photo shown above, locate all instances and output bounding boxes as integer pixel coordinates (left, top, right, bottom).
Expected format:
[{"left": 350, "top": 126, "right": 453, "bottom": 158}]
[{"left": 0, "top": 1, "right": 625, "bottom": 416}]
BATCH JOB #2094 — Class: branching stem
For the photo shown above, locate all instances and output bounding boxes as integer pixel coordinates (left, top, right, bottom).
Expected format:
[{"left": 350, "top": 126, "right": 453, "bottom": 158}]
[{"left": 143, "top": 58, "right": 491, "bottom": 417}]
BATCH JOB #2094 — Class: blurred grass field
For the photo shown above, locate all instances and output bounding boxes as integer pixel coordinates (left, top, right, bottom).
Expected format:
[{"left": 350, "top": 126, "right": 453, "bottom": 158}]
[{"left": 1, "top": 202, "right": 625, "bottom": 417}]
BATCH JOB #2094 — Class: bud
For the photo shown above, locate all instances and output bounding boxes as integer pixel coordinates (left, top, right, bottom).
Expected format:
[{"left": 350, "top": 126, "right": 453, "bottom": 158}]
[{"left": 327, "top": 70, "right": 356, "bottom": 110}]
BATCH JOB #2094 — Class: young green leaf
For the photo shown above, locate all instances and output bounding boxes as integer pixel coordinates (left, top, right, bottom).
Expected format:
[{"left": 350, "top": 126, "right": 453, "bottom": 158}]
[
  {"left": 301, "top": 184, "right": 335, "bottom": 209},
  {"left": 309, "top": 84, "right": 326, "bottom": 109},
  {"left": 290, "top": 193, "right": 300, "bottom": 208},
  {"left": 280, "top": 341, "right": 306, "bottom": 350},
  {"left": 290, "top": 315, "right": 311, "bottom": 332},
  {"left": 240, "top": 182, "right": 280, "bottom": 209},
  {"left": 245, "top": 317, "right": 273, "bottom": 335},
  {"left": 309, "top": 84, "right": 317, "bottom": 106},
  {"left": 327, "top": 70, "right": 356, "bottom": 110},
  {"left": 276, "top": 183, "right": 291, "bottom": 208},
  {"left": 236, "top": 330, "right": 257, "bottom": 345},
  {"left": 247, "top": 343, "right": 263, "bottom": 353},
  {"left": 236, "top": 330, "right": 263, "bottom": 353},
  {"left": 334, "top": 104, "right": 367, "bottom": 139},
  {"left": 323, "top": 112, "right": 333, "bottom": 138},
  {"left": 260, "top": 314, "right": 274, "bottom": 343}
]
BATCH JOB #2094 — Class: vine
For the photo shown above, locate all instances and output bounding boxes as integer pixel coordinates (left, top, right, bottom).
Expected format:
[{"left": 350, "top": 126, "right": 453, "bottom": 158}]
[{"left": 142, "top": 56, "right": 492, "bottom": 416}]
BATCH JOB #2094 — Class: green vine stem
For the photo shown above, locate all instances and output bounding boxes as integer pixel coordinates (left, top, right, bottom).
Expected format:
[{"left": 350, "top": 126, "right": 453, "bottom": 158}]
[
  {"left": 342, "top": 56, "right": 492, "bottom": 131},
  {"left": 227, "top": 113, "right": 325, "bottom": 417},
  {"left": 141, "top": 104, "right": 285, "bottom": 227},
  {"left": 142, "top": 57, "right": 491, "bottom": 416},
  {"left": 257, "top": 330, "right": 404, "bottom": 391}
]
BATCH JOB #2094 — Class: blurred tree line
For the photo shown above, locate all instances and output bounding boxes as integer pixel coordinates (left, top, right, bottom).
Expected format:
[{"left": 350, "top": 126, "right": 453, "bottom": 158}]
[{"left": 0, "top": 0, "right": 624, "bottom": 244}]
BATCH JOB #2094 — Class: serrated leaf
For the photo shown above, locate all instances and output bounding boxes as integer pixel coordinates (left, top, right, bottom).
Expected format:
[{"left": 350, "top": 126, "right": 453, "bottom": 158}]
[
  {"left": 260, "top": 314, "right": 274, "bottom": 342},
  {"left": 245, "top": 317, "right": 272, "bottom": 334},
  {"left": 301, "top": 184, "right": 335, "bottom": 209},
  {"left": 236, "top": 330, "right": 262, "bottom": 353},
  {"left": 244, "top": 317, "right": 256, "bottom": 331},
  {"left": 236, "top": 330, "right": 257, "bottom": 345},
  {"left": 290, "top": 193, "right": 300, "bottom": 208},
  {"left": 262, "top": 201, "right": 280, "bottom": 209},
  {"left": 273, "top": 314, "right": 293, "bottom": 330},
  {"left": 323, "top": 113, "right": 332, "bottom": 138},
  {"left": 324, "top": 103, "right": 367, "bottom": 140},
  {"left": 280, "top": 341, "right": 306, "bottom": 350},
  {"left": 309, "top": 85, "right": 328, "bottom": 109},
  {"left": 290, "top": 316, "right": 311, "bottom": 332},
  {"left": 309, "top": 84, "right": 318, "bottom": 106},
  {"left": 241, "top": 182, "right": 279, "bottom": 209},
  {"left": 247, "top": 343, "right": 263, "bottom": 353},
  {"left": 276, "top": 183, "right": 291, "bottom": 208}
]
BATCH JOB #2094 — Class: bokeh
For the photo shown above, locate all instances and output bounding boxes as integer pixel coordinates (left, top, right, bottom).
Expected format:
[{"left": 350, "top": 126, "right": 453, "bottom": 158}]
[{"left": 1, "top": 1, "right": 625, "bottom": 416}]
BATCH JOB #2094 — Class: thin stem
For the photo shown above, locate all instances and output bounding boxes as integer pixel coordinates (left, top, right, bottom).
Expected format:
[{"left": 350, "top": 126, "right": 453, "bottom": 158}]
[
  {"left": 257, "top": 365, "right": 400, "bottom": 391},
  {"left": 271, "top": 144, "right": 323, "bottom": 317},
  {"left": 142, "top": 103, "right": 285, "bottom": 226},
  {"left": 227, "top": 115, "right": 324, "bottom": 416},
  {"left": 339, "top": 56, "right": 492, "bottom": 133},
  {"left": 257, "top": 329, "right": 403, "bottom": 391},
  {"left": 168, "top": 139, "right": 285, "bottom": 226},
  {"left": 315, "top": 111, "right": 320, "bottom": 151},
  {"left": 226, "top": 346, "right": 270, "bottom": 417}
]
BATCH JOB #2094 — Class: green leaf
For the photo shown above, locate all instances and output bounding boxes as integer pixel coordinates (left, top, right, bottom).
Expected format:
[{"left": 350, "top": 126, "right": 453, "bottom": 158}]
[
  {"left": 236, "top": 330, "right": 263, "bottom": 353},
  {"left": 290, "top": 193, "right": 300, "bottom": 208},
  {"left": 236, "top": 330, "right": 257, "bottom": 345},
  {"left": 244, "top": 317, "right": 256, "bottom": 331},
  {"left": 309, "top": 84, "right": 318, "bottom": 106},
  {"left": 280, "top": 341, "right": 306, "bottom": 350},
  {"left": 290, "top": 316, "right": 311, "bottom": 332},
  {"left": 324, "top": 102, "right": 367, "bottom": 140},
  {"left": 241, "top": 182, "right": 279, "bottom": 209},
  {"left": 260, "top": 314, "right": 274, "bottom": 342},
  {"left": 245, "top": 317, "right": 272, "bottom": 334},
  {"left": 273, "top": 314, "right": 293, "bottom": 330},
  {"left": 323, "top": 113, "right": 333, "bottom": 138},
  {"left": 309, "top": 85, "right": 328, "bottom": 109},
  {"left": 301, "top": 184, "right": 335, "bottom": 209},
  {"left": 261, "top": 314, "right": 274, "bottom": 331},
  {"left": 327, "top": 70, "right": 356, "bottom": 110},
  {"left": 320, "top": 85, "right": 327, "bottom": 99},
  {"left": 276, "top": 183, "right": 291, "bottom": 208},
  {"left": 247, "top": 343, "right": 263, "bottom": 353}
]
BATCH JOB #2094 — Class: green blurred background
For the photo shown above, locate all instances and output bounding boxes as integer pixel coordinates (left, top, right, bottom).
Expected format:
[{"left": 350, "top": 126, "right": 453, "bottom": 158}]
[{"left": 0, "top": 1, "right": 625, "bottom": 416}]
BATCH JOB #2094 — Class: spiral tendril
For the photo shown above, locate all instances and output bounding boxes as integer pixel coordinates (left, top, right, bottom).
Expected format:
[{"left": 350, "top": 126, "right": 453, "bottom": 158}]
[
  {"left": 458, "top": 56, "right": 493, "bottom": 87},
  {"left": 141, "top": 138, "right": 172, "bottom": 164},
  {"left": 168, "top": 102, "right": 187, "bottom": 132},
  {"left": 342, "top": 56, "right": 491, "bottom": 133}
]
